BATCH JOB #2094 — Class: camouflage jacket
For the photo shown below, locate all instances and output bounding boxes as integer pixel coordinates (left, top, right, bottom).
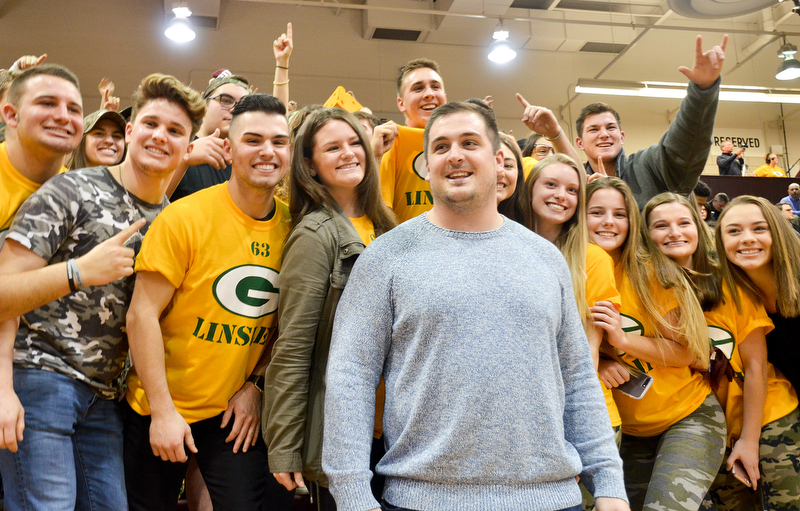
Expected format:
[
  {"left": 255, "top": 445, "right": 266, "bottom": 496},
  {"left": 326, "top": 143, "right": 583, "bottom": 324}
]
[{"left": 7, "top": 166, "right": 166, "bottom": 399}]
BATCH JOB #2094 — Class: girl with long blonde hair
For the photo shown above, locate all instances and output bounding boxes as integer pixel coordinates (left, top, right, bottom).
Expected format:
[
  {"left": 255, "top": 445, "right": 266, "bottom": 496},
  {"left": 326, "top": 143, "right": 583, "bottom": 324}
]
[
  {"left": 586, "top": 184, "right": 725, "bottom": 511},
  {"left": 712, "top": 195, "right": 800, "bottom": 510}
]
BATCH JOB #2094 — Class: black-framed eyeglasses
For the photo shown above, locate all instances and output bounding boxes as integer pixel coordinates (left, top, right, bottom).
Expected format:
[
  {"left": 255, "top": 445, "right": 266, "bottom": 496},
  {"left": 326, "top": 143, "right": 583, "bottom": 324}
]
[
  {"left": 770, "top": 156, "right": 778, "bottom": 161},
  {"left": 533, "top": 145, "right": 555, "bottom": 158},
  {"left": 210, "top": 93, "right": 238, "bottom": 110}
]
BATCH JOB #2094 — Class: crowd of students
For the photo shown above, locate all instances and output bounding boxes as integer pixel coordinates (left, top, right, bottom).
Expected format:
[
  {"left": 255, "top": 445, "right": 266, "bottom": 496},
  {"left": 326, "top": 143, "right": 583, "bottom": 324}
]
[{"left": 0, "top": 24, "right": 797, "bottom": 511}]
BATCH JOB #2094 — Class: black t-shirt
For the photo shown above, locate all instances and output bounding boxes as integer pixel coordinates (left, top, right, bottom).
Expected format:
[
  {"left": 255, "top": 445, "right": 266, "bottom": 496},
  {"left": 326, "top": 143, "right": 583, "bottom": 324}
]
[
  {"left": 766, "top": 311, "right": 799, "bottom": 392},
  {"left": 171, "top": 161, "right": 231, "bottom": 201}
]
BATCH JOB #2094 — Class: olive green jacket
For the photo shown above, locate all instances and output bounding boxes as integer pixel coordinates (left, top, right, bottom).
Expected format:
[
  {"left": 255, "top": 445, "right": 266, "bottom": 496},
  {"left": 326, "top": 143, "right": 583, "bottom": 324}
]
[{"left": 263, "top": 203, "right": 368, "bottom": 486}]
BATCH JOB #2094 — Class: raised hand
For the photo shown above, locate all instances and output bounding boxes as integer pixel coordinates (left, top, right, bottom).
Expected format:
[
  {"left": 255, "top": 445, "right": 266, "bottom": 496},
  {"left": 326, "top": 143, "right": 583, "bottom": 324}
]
[
  {"left": 678, "top": 35, "right": 728, "bottom": 90},
  {"left": 516, "top": 93, "right": 561, "bottom": 140},
  {"left": 14, "top": 54, "right": 47, "bottom": 71},
  {"left": 98, "top": 78, "right": 120, "bottom": 111},
  {"left": 273, "top": 22, "right": 293, "bottom": 67}
]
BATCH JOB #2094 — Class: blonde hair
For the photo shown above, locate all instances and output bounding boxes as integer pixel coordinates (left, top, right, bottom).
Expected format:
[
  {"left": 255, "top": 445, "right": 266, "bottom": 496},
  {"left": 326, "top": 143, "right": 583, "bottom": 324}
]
[
  {"left": 585, "top": 181, "right": 709, "bottom": 367},
  {"left": 519, "top": 154, "right": 589, "bottom": 328},
  {"left": 641, "top": 193, "right": 713, "bottom": 367},
  {"left": 715, "top": 195, "right": 800, "bottom": 317}
]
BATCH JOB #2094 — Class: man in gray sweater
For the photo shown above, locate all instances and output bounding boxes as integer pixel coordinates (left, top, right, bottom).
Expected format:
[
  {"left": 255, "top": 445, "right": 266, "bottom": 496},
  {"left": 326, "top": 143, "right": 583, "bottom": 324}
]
[
  {"left": 575, "top": 35, "right": 728, "bottom": 208},
  {"left": 323, "top": 101, "right": 629, "bottom": 511}
]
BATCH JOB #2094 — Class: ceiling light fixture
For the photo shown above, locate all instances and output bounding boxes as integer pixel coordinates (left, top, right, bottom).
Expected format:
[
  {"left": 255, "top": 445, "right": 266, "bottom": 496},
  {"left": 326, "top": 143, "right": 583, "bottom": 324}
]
[
  {"left": 488, "top": 20, "right": 516, "bottom": 64},
  {"left": 575, "top": 79, "right": 800, "bottom": 104},
  {"left": 165, "top": 2, "right": 196, "bottom": 43},
  {"left": 776, "top": 36, "right": 800, "bottom": 81}
]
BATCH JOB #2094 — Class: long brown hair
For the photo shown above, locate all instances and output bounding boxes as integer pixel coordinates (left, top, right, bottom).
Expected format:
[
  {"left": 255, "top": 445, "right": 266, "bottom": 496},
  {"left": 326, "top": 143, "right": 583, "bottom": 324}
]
[
  {"left": 289, "top": 107, "right": 396, "bottom": 235},
  {"left": 497, "top": 132, "right": 525, "bottom": 222},
  {"left": 715, "top": 195, "right": 800, "bottom": 317}
]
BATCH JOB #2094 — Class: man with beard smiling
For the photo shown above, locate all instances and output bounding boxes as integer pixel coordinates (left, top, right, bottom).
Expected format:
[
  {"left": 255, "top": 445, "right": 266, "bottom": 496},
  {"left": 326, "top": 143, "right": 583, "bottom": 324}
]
[
  {"left": 575, "top": 35, "right": 728, "bottom": 208},
  {"left": 324, "top": 101, "right": 628, "bottom": 511},
  {"left": 0, "top": 73, "right": 205, "bottom": 510},
  {"left": 123, "top": 94, "right": 294, "bottom": 511}
]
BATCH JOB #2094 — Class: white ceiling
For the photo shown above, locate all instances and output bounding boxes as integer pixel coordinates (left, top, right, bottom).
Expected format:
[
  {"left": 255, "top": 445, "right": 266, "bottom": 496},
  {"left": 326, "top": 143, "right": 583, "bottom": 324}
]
[{"left": 4, "top": 0, "right": 800, "bottom": 160}]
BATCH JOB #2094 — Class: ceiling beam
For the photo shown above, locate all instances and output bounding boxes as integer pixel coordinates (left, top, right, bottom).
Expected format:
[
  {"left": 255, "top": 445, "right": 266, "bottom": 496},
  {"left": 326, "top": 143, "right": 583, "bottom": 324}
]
[{"left": 237, "top": 0, "right": 800, "bottom": 36}]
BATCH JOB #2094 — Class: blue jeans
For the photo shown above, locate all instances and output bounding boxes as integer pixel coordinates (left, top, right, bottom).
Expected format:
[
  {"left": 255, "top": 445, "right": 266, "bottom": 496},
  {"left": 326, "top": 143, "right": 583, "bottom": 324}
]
[{"left": 0, "top": 367, "right": 126, "bottom": 511}]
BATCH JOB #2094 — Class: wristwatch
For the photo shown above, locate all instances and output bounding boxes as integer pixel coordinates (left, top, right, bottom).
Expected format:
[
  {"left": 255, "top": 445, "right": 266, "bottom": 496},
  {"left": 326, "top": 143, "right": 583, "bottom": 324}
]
[{"left": 247, "top": 374, "right": 265, "bottom": 393}]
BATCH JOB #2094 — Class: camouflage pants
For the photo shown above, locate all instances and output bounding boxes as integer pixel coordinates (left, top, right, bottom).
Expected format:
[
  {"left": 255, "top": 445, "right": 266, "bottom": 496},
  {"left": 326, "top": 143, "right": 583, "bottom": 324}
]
[
  {"left": 705, "top": 406, "right": 800, "bottom": 511},
  {"left": 582, "top": 426, "right": 622, "bottom": 510},
  {"left": 619, "top": 393, "right": 727, "bottom": 511}
]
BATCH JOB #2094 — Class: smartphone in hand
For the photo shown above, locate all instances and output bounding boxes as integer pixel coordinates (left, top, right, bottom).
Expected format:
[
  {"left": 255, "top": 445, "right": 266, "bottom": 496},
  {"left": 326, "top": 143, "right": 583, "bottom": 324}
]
[
  {"left": 730, "top": 459, "right": 752, "bottom": 488},
  {"left": 615, "top": 372, "right": 653, "bottom": 399}
]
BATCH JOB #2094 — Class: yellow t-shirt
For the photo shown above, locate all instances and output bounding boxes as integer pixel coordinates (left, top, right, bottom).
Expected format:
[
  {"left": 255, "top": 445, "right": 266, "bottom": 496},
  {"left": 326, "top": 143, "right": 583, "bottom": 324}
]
[
  {"left": 379, "top": 125, "right": 430, "bottom": 223},
  {"left": 753, "top": 164, "right": 787, "bottom": 177},
  {"left": 126, "top": 184, "right": 291, "bottom": 423},
  {"left": 586, "top": 244, "right": 622, "bottom": 427},
  {"left": 349, "top": 215, "right": 375, "bottom": 247},
  {"left": 0, "top": 142, "right": 65, "bottom": 246},
  {"left": 612, "top": 266, "right": 711, "bottom": 437},
  {"left": 522, "top": 156, "right": 539, "bottom": 180},
  {"left": 704, "top": 286, "right": 797, "bottom": 444}
]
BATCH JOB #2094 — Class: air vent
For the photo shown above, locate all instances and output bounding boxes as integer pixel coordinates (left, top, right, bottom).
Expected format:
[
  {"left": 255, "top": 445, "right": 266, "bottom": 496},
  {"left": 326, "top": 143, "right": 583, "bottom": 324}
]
[
  {"left": 579, "top": 42, "right": 629, "bottom": 54},
  {"left": 559, "top": 0, "right": 640, "bottom": 13},
  {"left": 191, "top": 15, "right": 218, "bottom": 29},
  {"left": 372, "top": 28, "right": 422, "bottom": 41},
  {"left": 510, "top": 0, "right": 552, "bottom": 8}
]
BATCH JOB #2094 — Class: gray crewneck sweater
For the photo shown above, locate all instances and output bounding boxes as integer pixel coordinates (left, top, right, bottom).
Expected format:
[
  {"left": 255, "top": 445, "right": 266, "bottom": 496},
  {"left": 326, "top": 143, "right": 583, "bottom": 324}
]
[{"left": 323, "top": 215, "right": 627, "bottom": 511}]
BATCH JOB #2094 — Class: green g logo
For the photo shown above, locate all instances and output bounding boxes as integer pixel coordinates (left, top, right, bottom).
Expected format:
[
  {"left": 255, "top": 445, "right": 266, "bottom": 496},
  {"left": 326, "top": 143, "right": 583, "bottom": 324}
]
[
  {"left": 411, "top": 151, "right": 428, "bottom": 181},
  {"left": 213, "top": 265, "right": 279, "bottom": 318},
  {"left": 708, "top": 325, "right": 734, "bottom": 360},
  {"left": 621, "top": 314, "right": 644, "bottom": 335}
]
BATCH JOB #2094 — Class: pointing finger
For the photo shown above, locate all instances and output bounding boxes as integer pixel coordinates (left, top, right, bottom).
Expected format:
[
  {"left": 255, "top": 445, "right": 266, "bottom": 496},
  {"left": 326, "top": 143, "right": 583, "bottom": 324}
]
[
  {"left": 515, "top": 93, "right": 530, "bottom": 109},
  {"left": 111, "top": 218, "right": 146, "bottom": 245}
]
